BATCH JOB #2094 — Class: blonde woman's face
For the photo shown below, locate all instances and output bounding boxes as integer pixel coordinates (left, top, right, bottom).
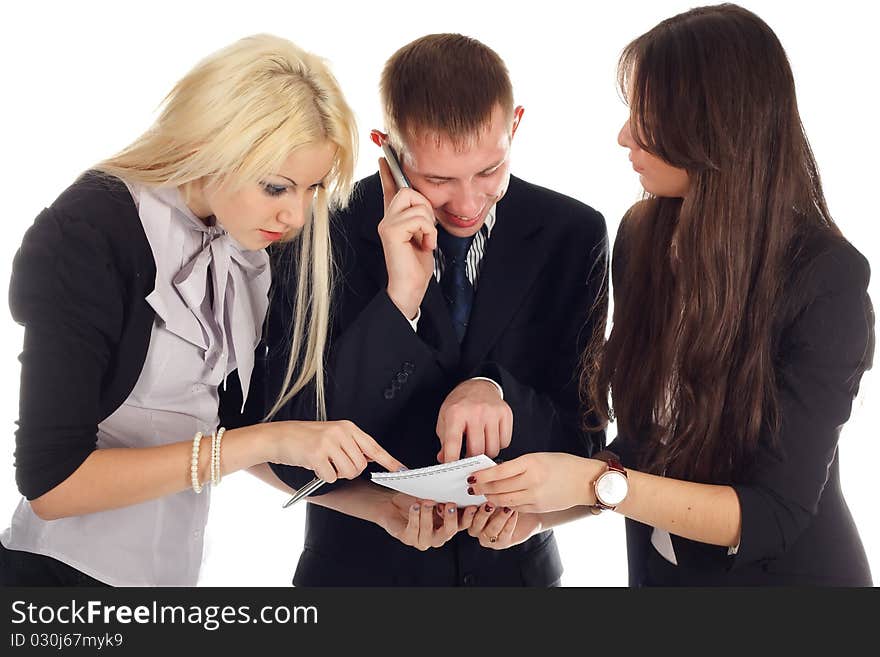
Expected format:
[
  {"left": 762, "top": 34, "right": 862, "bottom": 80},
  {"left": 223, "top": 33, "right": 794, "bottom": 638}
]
[{"left": 200, "top": 141, "right": 337, "bottom": 250}]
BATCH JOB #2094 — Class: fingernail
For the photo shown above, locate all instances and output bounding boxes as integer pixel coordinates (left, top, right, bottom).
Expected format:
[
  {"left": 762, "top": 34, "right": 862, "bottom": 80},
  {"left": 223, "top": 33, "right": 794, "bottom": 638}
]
[
  {"left": 484, "top": 504, "right": 494, "bottom": 513},
  {"left": 503, "top": 507, "right": 511, "bottom": 514},
  {"left": 448, "top": 506, "right": 457, "bottom": 514},
  {"left": 467, "top": 487, "right": 475, "bottom": 496},
  {"left": 467, "top": 476, "right": 476, "bottom": 484},
  {"left": 411, "top": 504, "right": 420, "bottom": 511},
  {"left": 397, "top": 467, "right": 409, "bottom": 472}
]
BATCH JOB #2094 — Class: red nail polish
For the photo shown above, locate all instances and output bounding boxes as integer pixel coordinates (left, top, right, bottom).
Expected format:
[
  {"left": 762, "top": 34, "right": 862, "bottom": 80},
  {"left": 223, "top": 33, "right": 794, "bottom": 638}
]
[
  {"left": 467, "top": 487, "right": 474, "bottom": 496},
  {"left": 467, "top": 476, "right": 476, "bottom": 484},
  {"left": 485, "top": 504, "right": 494, "bottom": 513},
  {"left": 503, "top": 507, "right": 511, "bottom": 514}
]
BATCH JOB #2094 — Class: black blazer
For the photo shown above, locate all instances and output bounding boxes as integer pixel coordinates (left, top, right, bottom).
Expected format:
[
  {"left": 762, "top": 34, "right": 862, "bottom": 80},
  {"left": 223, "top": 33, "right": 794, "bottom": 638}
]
[
  {"left": 9, "top": 172, "right": 259, "bottom": 501},
  {"left": 608, "top": 221, "right": 874, "bottom": 586},
  {"left": 268, "top": 174, "right": 608, "bottom": 586}
]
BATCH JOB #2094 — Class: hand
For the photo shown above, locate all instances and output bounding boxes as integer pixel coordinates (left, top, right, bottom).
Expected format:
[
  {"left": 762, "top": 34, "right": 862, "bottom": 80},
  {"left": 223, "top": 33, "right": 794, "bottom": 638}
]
[
  {"left": 469, "top": 452, "right": 598, "bottom": 513},
  {"left": 436, "top": 379, "right": 513, "bottom": 463},
  {"left": 467, "top": 503, "right": 545, "bottom": 550},
  {"left": 377, "top": 157, "right": 437, "bottom": 320},
  {"left": 264, "top": 420, "right": 405, "bottom": 483},
  {"left": 380, "top": 492, "right": 477, "bottom": 551}
]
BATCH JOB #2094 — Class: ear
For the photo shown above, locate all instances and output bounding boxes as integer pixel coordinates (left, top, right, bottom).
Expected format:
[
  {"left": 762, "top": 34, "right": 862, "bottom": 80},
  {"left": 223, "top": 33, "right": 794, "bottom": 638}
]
[{"left": 511, "top": 105, "right": 525, "bottom": 138}]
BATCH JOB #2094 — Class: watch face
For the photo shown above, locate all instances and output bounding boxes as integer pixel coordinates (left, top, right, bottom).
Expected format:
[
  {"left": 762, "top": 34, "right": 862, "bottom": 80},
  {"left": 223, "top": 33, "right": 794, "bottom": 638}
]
[{"left": 596, "top": 471, "right": 628, "bottom": 507}]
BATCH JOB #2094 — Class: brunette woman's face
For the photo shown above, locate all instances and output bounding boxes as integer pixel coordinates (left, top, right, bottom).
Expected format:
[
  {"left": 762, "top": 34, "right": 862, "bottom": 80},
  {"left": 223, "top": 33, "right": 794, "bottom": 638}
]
[{"left": 618, "top": 119, "right": 689, "bottom": 198}]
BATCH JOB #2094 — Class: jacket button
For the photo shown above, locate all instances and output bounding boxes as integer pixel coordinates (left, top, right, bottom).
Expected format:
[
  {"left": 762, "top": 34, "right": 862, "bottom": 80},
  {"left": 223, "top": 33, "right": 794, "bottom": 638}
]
[{"left": 383, "top": 388, "right": 395, "bottom": 400}]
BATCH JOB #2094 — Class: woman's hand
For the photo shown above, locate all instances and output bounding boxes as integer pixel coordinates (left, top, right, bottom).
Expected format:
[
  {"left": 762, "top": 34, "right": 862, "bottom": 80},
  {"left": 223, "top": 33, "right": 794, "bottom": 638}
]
[
  {"left": 467, "top": 503, "right": 545, "bottom": 550},
  {"left": 260, "top": 420, "right": 405, "bottom": 482},
  {"left": 469, "top": 452, "right": 599, "bottom": 513},
  {"left": 380, "top": 492, "right": 478, "bottom": 551}
]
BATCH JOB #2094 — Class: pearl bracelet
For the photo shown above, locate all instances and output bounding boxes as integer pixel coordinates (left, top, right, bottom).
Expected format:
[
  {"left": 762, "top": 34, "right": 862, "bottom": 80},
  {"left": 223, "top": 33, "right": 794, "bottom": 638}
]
[
  {"left": 191, "top": 431, "right": 204, "bottom": 494},
  {"left": 210, "top": 427, "right": 226, "bottom": 486}
]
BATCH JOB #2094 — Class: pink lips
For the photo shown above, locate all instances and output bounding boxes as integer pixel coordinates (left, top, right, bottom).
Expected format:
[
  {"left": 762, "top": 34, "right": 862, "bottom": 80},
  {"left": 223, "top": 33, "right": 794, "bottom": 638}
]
[
  {"left": 629, "top": 155, "right": 645, "bottom": 173},
  {"left": 259, "top": 229, "right": 284, "bottom": 241}
]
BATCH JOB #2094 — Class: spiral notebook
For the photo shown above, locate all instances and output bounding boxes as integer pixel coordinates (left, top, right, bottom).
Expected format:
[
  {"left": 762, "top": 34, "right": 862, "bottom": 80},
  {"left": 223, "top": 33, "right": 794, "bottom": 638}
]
[{"left": 370, "top": 455, "right": 495, "bottom": 506}]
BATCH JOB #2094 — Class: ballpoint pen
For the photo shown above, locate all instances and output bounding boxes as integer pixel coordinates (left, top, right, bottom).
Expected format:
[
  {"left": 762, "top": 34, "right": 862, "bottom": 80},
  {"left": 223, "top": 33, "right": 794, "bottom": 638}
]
[{"left": 282, "top": 476, "right": 324, "bottom": 508}]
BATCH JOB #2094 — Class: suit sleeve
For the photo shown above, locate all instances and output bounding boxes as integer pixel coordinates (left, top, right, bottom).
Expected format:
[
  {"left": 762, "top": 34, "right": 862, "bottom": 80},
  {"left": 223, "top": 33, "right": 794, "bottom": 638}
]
[
  {"left": 267, "top": 254, "right": 448, "bottom": 493},
  {"left": 725, "top": 246, "right": 873, "bottom": 568},
  {"left": 474, "top": 211, "right": 609, "bottom": 460},
  {"left": 668, "top": 244, "right": 874, "bottom": 569},
  {"left": 10, "top": 206, "right": 125, "bottom": 500}
]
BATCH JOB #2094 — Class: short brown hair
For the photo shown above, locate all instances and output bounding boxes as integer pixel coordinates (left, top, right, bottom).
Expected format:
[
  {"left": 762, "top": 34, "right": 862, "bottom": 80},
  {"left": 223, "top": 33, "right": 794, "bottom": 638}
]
[{"left": 380, "top": 34, "right": 513, "bottom": 149}]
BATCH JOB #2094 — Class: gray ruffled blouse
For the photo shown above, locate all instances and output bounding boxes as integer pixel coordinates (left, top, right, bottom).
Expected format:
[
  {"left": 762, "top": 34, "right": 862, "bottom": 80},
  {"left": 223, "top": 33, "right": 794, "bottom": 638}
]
[{"left": 2, "top": 181, "right": 270, "bottom": 586}]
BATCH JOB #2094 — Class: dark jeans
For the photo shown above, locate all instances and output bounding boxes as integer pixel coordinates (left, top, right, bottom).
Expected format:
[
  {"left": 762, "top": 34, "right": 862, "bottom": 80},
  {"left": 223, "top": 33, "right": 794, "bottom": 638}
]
[{"left": 0, "top": 541, "right": 108, "bottom": 586}]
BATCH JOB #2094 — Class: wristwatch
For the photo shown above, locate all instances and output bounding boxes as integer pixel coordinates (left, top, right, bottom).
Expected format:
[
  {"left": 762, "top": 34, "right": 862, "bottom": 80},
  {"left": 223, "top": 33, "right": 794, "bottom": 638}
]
[{"left": 592, "top": 453, "right": 628, "bottom": 511}]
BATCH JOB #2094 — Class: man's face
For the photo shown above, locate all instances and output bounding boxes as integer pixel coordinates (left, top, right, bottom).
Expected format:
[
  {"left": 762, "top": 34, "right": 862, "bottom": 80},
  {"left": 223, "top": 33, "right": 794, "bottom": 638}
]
[{"left": 399, "top": 104, "right": 521, "bottom": 238}]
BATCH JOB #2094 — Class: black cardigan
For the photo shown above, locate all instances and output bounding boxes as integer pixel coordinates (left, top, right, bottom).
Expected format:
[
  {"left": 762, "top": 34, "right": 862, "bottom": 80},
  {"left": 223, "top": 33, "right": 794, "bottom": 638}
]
[{"left": 9, "top": 172, "right": 259, "bottom": 500}]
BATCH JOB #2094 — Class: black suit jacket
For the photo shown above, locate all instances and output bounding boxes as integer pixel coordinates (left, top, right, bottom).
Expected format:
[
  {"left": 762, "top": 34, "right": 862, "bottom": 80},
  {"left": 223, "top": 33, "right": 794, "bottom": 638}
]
[
  {"left": 268, "top": 173, "right": 608, "bottom": 586},
  {"left": 9, "top": 172, "right": 262, "bottom": 501},
  {"left": 608, "top": 220, "right": 874, "bottom": 586}
]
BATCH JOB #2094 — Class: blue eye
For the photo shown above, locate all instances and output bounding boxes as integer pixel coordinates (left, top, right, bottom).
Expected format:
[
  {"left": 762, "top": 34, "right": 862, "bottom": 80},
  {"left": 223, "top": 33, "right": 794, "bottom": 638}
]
[{"left": 262, "top": 183, "right": 288, "bottom": 196}]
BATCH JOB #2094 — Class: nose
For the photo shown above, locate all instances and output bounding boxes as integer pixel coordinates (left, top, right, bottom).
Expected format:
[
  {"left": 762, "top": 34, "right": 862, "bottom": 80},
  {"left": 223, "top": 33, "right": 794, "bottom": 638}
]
[
  {"left": 448, "top": 185, "right": 483, "bottom": 220},
  {"left": 618, "top": 120, "right": 634, "bottom": 149},
  {"left": 276, "top": 194, "right": 310, "bottom": 230}
]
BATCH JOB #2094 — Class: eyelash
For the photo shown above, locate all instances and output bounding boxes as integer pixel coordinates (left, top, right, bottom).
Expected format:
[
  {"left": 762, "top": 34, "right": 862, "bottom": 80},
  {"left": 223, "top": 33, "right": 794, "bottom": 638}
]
[
  {"left": 261, "top": 182, "right": 324, "bottom": 197},
  {"left": 262, "top": 183, "right": 288, "bottom": 197}
]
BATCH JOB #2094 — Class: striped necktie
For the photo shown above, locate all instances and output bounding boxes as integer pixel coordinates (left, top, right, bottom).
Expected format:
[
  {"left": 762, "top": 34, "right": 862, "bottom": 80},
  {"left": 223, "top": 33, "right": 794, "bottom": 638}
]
[{"left": 437, "top": 226, "right": 476, "bottom": 342}]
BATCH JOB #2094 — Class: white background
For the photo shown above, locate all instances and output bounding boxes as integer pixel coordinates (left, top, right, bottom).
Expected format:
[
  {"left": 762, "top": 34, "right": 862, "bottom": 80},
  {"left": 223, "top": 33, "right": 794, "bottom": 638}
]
[{"left": 0, "top": 0, "right": 876, "bottom": 586}]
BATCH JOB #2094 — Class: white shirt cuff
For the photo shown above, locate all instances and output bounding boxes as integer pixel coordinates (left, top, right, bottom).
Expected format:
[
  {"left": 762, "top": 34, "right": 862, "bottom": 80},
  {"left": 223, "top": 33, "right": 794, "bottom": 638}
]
[{"left": 469, "top": 376, "right": 504, "bottom": 400}]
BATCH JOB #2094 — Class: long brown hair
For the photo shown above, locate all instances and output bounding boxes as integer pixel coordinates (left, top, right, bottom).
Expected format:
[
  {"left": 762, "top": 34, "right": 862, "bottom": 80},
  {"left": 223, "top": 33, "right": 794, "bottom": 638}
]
[{"left": 584, "top": 4, "right": 852, "bottom": 483}]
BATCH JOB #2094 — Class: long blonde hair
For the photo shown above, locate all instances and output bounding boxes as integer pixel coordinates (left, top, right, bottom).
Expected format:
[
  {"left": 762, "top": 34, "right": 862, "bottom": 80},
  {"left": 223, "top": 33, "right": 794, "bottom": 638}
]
[{"left": 95, "top": 34, "right": 358, "bottom": 420}]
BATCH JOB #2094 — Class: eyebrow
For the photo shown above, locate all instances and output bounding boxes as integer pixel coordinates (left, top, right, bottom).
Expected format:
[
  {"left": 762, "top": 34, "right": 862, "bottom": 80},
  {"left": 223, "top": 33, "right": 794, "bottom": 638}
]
[
  {"left": 272, "top": 171, "right": 330, "bottom": 187},
  {"left": 422, "top": 158, "right": 506, "bottom": 180}
]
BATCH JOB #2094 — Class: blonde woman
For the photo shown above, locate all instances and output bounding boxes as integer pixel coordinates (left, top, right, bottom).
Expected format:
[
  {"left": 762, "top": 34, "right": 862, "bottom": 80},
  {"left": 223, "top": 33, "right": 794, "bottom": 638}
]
[{"left": 0, "top": 34, "right": 402, "bottom": 586}]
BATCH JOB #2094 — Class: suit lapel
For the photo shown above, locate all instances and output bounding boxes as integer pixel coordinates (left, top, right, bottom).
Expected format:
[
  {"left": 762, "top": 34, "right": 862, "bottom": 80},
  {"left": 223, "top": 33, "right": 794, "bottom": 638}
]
[
  {"left": 352, "top": 174, "right": 545, "bottom": 376},
  {"left": 460, "top": 177, "right": 546, "bottom": 373},
  {"left": 354, "top": 174, "right": 460, "bottom": 372},
  {"left": 420, "top": 277, "right": 461, "bottom": 371}
]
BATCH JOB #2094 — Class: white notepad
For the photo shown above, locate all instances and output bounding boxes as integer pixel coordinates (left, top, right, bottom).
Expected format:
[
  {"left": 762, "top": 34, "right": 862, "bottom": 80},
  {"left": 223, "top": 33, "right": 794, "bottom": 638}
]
[{"left": 371, "top": 455, "right": 495, "bottom": 506}]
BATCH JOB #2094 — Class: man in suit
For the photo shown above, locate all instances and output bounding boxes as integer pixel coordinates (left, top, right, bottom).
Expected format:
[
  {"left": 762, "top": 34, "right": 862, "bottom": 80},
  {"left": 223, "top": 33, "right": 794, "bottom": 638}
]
[{"left": 266, "top": 33, "right": 608, "bottom": 586}]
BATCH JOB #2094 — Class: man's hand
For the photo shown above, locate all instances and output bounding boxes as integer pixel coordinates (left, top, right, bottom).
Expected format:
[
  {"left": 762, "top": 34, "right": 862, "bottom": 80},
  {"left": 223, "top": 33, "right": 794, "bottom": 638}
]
[
  {"left": 377, "top": 157, "right": 437, "bottom": 321},
  {"left": 436, "top": 379, "right": 513, "bottom": 463}
]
